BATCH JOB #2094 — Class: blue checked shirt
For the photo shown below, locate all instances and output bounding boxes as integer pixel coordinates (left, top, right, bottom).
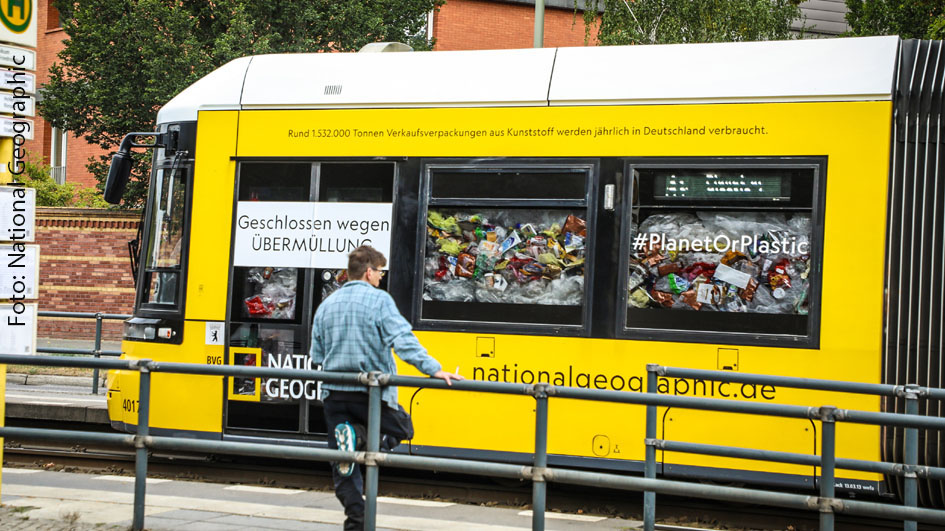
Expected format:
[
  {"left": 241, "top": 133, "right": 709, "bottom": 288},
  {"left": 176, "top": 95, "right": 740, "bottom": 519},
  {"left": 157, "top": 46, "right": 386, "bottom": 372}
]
[{"left": 310, "top": 280, "right": 442, "bottom": 409}]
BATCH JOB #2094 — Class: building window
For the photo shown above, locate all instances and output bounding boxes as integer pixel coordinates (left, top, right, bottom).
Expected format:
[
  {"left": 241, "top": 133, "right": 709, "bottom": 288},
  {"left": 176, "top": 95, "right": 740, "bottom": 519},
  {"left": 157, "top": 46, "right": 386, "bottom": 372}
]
[
  {"left": 50, "top": 127, "right": 67, "bottom": 184},
  {"left": 47, "top": 3, "right": 64, "bottom": 30}
]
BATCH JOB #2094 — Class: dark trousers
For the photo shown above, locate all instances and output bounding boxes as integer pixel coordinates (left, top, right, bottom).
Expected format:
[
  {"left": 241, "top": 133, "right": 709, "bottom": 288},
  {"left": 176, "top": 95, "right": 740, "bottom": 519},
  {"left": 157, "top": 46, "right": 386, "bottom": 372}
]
[{"left": 323, "top": 391, "right": 413, "bottom": 531}]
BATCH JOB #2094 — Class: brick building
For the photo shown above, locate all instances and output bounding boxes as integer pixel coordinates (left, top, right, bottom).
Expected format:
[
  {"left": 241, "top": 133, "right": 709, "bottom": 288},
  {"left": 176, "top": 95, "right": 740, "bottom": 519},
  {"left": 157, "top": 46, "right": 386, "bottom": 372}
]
[
  {"left": 24, "top": 1, "right": 102, "bottom": 189},
  {"left": 35, "top": 208, "right": 137, "bottom": 340}
]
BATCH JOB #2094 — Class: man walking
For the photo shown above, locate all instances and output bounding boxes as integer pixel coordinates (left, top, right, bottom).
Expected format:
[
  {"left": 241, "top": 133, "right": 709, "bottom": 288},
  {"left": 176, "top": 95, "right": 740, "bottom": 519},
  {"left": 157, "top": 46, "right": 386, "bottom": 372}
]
[{"left": 310, "top": 245, "right": 462, "bottom": 530}]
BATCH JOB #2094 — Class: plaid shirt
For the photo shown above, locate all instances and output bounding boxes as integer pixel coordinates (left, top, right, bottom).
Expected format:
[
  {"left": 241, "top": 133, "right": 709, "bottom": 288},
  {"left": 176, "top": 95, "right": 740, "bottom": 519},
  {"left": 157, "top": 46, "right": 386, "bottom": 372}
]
[{"left": 310, "top": 280, "right": 441, "bottom": 409}]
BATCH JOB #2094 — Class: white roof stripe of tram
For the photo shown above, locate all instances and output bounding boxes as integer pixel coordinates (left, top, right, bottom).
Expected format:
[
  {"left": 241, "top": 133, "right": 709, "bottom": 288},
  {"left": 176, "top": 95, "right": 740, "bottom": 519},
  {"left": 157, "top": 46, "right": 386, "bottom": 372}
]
[{"left": 156, "top": 36, "right": 899, "bottom": 125}]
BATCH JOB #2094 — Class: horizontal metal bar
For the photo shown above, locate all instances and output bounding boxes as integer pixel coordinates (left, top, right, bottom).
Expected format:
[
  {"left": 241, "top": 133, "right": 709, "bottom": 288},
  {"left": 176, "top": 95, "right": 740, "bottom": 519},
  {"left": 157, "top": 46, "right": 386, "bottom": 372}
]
[
  {"left": 376, "top": 452, "right": 533, "bottom": 480},
  {"left": 389, "top": 374, "right": 537, "bottom": 395},
  {"left": 921, "top": 467, "right": 945, "bottom": 481},
  {"left": 552, "top": 385, "right": 817, "bottom": 418},
  {"left": 0, "top": 354, "right": 137, "bottom": 370},
  {"left": 657, "top": 439, "right": 908, "bottom": 477},
  {"left": 927, "top": 389, "right": 945, "bottom": 401},
  {"left": 145, "top": 436, "right": 354, "bottom": 464},
  {"left": 841, "top": 409, "right": 945, "bottom": 430},
  {"left": 38, "top": 311, "right": 130, "bottom": 320},
  {"left": 150, "top": 361, "right": 364, "bottom": 384},
  {"left": 660, "top": 366, "right": 900, "bottom": 397},
  {"left": 549, "top": 467, "right": 817, "bottom": 511},
  {"left": 36, "top": 348, "right": 122, "bottom": 357},
  {"left": 0, "top": 426, "right": 135, "bottom": 447},
  {"left": 546, "top": 468, "right": 945, "bottom": 524},
  {"left": 657, "top": 439, "right": 821, "bottom": 467}
]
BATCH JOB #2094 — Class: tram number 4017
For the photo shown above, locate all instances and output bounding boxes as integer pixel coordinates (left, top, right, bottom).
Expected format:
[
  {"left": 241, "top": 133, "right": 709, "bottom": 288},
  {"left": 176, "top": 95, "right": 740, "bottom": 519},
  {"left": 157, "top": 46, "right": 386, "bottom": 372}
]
[{"left": 122, "top": 399, "right": 139, "bottom": 413}]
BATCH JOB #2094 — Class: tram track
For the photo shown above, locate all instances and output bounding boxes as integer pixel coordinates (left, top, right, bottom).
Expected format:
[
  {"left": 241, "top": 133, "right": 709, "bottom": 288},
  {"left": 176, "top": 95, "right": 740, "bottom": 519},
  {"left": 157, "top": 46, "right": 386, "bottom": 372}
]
[{"left": 0, "top": 420, "right": 934, "bottom": 531}]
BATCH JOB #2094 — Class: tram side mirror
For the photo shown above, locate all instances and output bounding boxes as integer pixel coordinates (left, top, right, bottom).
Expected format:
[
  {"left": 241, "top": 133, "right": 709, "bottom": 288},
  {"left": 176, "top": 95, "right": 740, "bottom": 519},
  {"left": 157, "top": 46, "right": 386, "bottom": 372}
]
[
  {"left": 104, "top": 149, "right": 133, "bottom": 204},
  {"left": 104, "top": 132, "right": 163, "bottom": 205}
]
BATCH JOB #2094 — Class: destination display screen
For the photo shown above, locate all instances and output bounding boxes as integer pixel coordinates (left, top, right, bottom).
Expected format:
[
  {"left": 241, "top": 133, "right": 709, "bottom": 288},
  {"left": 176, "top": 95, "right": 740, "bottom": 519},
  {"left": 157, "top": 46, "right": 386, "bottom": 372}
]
[{"left": 654, "top": 173, "right": 787, "bottom": 201}]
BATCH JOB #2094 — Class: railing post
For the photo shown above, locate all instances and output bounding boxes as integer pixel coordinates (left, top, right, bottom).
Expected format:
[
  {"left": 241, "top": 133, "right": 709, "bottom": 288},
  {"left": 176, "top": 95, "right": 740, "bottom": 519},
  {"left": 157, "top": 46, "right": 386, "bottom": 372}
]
[
  {"left": 903, "top": 385, "right": 920, "bottom": 531},
  {"left": 364, "top": 372, "right": 382, "bottom": 531},
  {"left": 132, "top": 360, "right": 152, "bottom": 531},
  {"left": 92, "top": 312, "right": 103, "bottom": 394},
  {"left": 644, "top": 364, "right": 659, "bottom": 531},
  {"left": 819, "top": 406, "right": 837, "bottom": 531},
  {"left": 532, "top": 383, "right": 549, "bottom": 531}
]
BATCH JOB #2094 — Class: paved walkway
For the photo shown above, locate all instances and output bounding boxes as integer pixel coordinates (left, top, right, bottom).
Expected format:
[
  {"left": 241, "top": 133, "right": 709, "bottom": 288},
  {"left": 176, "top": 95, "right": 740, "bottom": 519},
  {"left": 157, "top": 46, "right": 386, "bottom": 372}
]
[{"left": 0, "top": 468, "right": 643, "bottom": 530}]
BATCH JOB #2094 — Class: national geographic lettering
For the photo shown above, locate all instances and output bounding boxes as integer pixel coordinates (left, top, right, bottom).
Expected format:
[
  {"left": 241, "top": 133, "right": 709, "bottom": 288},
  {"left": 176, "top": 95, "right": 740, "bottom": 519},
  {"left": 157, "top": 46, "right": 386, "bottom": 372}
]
[
  {"left": 472, "top": 364, "right": 777, "bottom": 400},
  {"left": 3, "top": 187, "right": 29, "bottom": 326},
  {"left": 262, "top": 353, "right": 318, "bottom": 400},
  {"left": 5, "top": 53, "right": 31, "bottom": 175},
  {"left": 3, "top": 186, "right": 27, "bottom": 241}
]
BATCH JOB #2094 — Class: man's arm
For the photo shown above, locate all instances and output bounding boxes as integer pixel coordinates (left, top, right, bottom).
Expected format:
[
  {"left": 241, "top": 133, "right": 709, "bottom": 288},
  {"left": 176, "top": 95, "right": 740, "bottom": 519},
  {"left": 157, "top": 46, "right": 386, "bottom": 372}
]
[{"left": 378, "top": 294, "right": 459, "bottom": 379}]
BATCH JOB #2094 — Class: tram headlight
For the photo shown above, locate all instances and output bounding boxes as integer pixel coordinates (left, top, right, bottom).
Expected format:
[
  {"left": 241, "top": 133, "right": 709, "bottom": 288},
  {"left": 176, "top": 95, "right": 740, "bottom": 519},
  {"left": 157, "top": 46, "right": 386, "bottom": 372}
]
[{"left": 124, "top": 321, "right": 156, "bottom": 340}]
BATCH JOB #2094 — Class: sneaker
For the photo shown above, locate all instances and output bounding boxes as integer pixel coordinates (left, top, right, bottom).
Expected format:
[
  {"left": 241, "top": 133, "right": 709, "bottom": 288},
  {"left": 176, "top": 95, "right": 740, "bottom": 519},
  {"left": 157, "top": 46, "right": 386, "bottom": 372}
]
[{"left": 334, "top": 422, "right": 357, "bottom": 477}]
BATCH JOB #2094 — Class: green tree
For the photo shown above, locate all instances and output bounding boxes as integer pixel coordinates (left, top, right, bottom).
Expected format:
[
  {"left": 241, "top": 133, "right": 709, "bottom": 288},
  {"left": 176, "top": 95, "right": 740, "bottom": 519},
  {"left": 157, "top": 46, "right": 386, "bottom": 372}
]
[
  {"left": 581, "top": 0, "right": 804, "bottom": 46},
  {"left": 41, "top": 0, "right": 443, "bottom": 208},
  {"left": 845, "top": 0, "right": 945, "bottom": 39},
  {"left": 17, "top": 158, "right": 110, "bottom": 208}
]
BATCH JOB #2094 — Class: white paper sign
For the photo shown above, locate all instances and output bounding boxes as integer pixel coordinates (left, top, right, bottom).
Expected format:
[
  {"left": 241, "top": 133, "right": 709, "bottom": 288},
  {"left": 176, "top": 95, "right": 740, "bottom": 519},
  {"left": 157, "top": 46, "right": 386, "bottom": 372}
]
[
  {"left": 0, "top": 92, "right": 33, "bottom": 116},
  {"left": 0, "top": 69, "right": 35, "bottom": 93},
  {"left": 0, "top": 115, "right": 33, "bottom": 140},
  {"left": 233, "top": 202, "right": 393, "bottom": 269},
  {"left": 206, "top": 321, "right": 224, "bottom": 345},
  {"left": 0, "top": 186, "right": 35, "bottom": 242},
  {"left": 0, "top": 44, "right": 35, "bottom": 70},
  {"left": 713, "top": 263, "right": 752, "bottom": 289},
  {"left": 0, "top": 301, "right": 37, "bottom": 355},
  {"left": 0, "top": 243, "right": 37, "bottom": 299}
]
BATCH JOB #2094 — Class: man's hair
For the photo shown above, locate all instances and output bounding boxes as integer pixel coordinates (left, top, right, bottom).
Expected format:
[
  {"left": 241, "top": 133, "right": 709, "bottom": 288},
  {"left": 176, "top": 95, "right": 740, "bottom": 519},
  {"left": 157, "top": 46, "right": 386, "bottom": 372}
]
[{"left": 348, "top": 245, "right": 387, "bottom": 280}]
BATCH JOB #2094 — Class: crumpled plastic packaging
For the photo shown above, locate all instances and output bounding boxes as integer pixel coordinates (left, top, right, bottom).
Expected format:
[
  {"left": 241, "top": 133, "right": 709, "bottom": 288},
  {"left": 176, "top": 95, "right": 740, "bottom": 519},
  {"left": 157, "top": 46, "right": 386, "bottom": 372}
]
[
  {"left": 629, "top": 211, "right": 810, "bottom": 314},
  {"left": 424, "top": 209, "right": 587, "bottom": 306},
  {"left": 243, "top": 267, "right": 298, "bottom": 319}
]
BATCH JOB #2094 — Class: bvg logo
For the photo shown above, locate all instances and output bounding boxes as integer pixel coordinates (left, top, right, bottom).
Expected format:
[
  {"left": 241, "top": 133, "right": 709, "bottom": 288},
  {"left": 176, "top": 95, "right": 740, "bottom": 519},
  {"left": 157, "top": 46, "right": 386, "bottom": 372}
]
[{"left": 0, "top": 0, "right": 31, "bottom": 33}]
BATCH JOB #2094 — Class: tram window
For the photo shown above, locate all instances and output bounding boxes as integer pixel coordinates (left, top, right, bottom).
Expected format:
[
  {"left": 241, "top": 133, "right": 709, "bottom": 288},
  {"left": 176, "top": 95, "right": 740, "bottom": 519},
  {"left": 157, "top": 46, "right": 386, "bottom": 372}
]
[
  {"left": 229, "top": 324, "right": 310, "bottom": 401},
  {"left": 226, "top": 324, "right": 307, "bottom": 432},
  {"left": 419, "top": 165, "right": 593, "bottom": 330},
  {"left": 142, "top": 167, "right": 187, "bottom": 306},
  {"left": 621, "top": 164, "right": 821, "bottom": 343},
  {"left": 231, "top": 266, "right": 303, "bottom": 323},
  {"left": 431, "top": 170, "right": 586, "bottom": 200},
  {"left": 319, "top": 162, "right": 393, "bottom": 202},
  {"left": 238, "top": 163, "right": 311, "bottom": 201}
]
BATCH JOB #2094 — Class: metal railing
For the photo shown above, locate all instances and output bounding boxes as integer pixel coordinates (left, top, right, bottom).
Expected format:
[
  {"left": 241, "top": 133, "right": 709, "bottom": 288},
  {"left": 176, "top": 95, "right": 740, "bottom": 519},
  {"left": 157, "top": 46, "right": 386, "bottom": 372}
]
[
  {"left": 35, "top": 311, "right": 129, "bottom": 393},
  {"left": 1, "top": 353, "right": 945, "bottom": 531}
]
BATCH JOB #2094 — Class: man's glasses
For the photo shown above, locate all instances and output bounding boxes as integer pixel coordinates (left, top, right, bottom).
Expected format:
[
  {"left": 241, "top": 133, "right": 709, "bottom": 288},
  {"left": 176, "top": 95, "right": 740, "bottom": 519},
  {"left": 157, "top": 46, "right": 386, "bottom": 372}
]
[{"left": 372, "top": 268, "right": 386, "bottom": 278}]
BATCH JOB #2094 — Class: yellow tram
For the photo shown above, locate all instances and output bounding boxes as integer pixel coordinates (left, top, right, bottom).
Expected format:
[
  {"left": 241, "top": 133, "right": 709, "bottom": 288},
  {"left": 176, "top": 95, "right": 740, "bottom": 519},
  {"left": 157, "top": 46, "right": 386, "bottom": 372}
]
[{"left": 102, "top": 36, "right": 945, "bottom": 501}]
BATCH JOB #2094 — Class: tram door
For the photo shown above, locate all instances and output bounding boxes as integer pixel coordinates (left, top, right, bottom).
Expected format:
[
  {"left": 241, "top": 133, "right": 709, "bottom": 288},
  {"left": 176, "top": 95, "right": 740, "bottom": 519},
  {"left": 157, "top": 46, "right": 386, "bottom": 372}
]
[{"left": 224, "top": 161, "right": 395, "bottom": 441}]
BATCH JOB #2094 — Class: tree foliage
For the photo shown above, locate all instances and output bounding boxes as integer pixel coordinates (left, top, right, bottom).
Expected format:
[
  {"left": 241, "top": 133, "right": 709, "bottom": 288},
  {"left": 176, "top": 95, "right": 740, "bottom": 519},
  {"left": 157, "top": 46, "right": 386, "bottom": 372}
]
[
  {"left": 17, "top": 160, "right": 109, "bottom": 208},
  {"left": 845, "top": 0, "right": 945, "bottom": 39},
  {"left": 41, "top": 0, "right": 443, "bottom": 207},
  {"left": 581, "top": 0, "right": 804, "bottom": 46}
]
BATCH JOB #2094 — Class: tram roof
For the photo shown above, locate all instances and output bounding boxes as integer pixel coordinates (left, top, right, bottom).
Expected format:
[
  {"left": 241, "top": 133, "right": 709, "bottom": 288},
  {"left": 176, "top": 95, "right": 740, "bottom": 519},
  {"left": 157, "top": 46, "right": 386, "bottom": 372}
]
[{"left": 157, "top": 35, "right": 900, "bottom": 125}]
